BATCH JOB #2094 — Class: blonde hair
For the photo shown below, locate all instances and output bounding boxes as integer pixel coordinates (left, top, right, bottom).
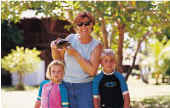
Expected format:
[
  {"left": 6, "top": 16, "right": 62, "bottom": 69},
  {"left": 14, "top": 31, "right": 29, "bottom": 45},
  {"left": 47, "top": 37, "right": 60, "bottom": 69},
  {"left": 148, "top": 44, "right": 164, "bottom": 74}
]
[
  {"left": 101, "top": 49, "right": 115, "bottom": 58},
  {"left": 46, "top": 60, "right": 65, "bottom": 80},
  {"left": 101, "top": 49, "right": 117, "bottom": 70}
]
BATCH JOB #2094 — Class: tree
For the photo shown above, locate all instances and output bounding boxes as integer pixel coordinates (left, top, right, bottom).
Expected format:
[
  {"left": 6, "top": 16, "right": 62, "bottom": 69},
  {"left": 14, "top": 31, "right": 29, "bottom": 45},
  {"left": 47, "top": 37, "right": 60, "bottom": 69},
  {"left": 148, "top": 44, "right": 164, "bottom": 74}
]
[
  {"left": 1, "top": 46, "right": 41, "bottom": 90},
  {"left": 142, "top": 39, "right": 170, "bottom": 84},
  {"left": 56, "top": 1, "right": 170, "bottom": 80},
  {"left": 1, "top": 20, "right": 24, "bottom": 57},
  {"left": 2, "top": 1, "right": 170, "bottom": 80}
]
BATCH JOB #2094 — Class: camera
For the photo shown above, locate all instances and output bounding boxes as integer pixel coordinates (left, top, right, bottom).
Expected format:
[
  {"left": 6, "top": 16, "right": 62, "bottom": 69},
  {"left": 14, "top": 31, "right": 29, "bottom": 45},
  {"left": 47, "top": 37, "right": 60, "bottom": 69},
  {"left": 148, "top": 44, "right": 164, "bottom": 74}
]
[{"left": 55, "top": 39, "right": 71, "bottom": 48}]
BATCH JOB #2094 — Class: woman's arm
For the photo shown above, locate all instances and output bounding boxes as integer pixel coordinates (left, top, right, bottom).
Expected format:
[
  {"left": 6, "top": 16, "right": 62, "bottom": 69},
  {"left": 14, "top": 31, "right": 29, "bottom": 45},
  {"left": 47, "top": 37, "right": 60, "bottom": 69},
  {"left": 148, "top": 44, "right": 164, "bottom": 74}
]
[
  {"left": 123, "top": 93, "right": 130, "bottom": 108},
  {"left": 67, "top": 44, "right": 103, "bottom": 76}
]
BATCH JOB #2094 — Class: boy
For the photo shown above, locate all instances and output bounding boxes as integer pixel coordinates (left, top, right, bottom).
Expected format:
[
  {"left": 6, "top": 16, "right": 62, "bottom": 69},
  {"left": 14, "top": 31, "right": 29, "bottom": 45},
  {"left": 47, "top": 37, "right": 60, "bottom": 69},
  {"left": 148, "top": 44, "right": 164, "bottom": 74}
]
[{"left": 93, "top": 49, "right": 130, "bottom": 108}]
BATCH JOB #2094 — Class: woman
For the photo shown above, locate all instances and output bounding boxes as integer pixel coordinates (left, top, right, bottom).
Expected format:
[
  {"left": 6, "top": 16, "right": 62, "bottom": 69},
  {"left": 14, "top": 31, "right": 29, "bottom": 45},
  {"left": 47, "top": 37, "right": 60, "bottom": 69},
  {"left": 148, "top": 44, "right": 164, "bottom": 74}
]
[{"left": 51, "top": 11, "right": 103, "bottom": 108}]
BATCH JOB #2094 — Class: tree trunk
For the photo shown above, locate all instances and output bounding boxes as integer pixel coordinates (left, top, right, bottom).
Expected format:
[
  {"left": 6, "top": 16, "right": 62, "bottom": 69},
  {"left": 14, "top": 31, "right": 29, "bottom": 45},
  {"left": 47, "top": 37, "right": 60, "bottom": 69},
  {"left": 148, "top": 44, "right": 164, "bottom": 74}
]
[
  {"left": 16, "top": 72, "right": 25, "bottom": 90},
  {"left": 42, "top": 18, "right": 57, "bottom": 34},
  {"left": 110, "top": 24, "right": 115, "bottom": 48},
  {"left": 49, "top": 18, "right": 56, "bottom": 33},
  {"left": 94, "top": 6, "right": 109, "bottom": 49},
  {"left": 125, "top": 31, "right": 150, "bottom": 81},
  {"left": 155, "top": 73, "right": 160, "bottom": 85},
  {"left": 117, "top": 23, "right": 125, "bottom": 73},
  {"left": 101, "top": 18, "right": 109, "bottom": 48}
]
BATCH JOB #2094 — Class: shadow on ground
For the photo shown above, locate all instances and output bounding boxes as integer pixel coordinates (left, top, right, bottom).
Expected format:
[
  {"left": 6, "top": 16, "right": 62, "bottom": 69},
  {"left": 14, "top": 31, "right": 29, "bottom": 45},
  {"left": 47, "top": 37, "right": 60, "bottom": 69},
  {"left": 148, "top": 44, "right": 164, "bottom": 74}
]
[{"left": 131, "top": 96, "right": 170, "bottom": 108}]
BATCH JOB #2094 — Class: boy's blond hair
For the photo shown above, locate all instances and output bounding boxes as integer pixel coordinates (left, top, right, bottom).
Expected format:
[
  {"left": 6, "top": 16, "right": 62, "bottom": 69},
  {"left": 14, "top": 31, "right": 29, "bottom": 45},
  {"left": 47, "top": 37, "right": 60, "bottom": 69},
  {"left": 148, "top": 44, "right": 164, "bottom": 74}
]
[
  {"left": 101, "top": 49, "right": 115, "bottom": 60},
  {"left": 46, "top": 60, "right": 65, "bottom": 80}
]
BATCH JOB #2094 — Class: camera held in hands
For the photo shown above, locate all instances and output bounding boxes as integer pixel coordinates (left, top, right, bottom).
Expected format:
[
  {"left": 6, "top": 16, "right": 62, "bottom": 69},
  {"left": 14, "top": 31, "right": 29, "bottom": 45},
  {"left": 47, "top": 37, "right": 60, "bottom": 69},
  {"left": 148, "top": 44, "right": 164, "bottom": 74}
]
[{"left": 55, "top": 39, "right": 71, "bottom": 49}]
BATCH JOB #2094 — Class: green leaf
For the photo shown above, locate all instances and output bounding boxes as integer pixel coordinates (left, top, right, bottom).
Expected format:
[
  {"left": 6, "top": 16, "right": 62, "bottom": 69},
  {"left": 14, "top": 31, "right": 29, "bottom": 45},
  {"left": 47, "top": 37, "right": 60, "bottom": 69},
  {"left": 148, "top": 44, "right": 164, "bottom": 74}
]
[{"left": 2, "top": 46, "right": 41, "bottom": 74}]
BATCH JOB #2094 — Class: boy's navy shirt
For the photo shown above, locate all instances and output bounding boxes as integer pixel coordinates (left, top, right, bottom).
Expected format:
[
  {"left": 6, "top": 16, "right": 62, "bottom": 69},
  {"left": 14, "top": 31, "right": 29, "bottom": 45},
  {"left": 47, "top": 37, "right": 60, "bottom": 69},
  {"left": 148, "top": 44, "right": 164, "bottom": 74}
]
[{"left": 93, "top": 71, "right": 128, "bottom": 108}]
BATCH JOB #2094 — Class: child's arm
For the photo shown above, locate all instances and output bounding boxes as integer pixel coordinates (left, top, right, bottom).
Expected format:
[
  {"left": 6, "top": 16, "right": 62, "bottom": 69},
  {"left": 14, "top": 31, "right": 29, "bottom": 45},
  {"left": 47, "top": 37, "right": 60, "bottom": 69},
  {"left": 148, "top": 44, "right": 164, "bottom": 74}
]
[
  {"left": 34, "top": 101, "right": 41, "bottom": 108},
  {"left": 34, "top": 80, "right": 49, "bottom": 108},
  {"left": 92, "top": 73, "right": 103, "bottom": 108},
  {"left": 123, "top": 93, "right": 130, "bottom": 108},
  {"left": 93, "top": 96, "right": 100, "bottom": 108},
  {"left": 114, "top": 72, "right": 130, "bottom": 108}
]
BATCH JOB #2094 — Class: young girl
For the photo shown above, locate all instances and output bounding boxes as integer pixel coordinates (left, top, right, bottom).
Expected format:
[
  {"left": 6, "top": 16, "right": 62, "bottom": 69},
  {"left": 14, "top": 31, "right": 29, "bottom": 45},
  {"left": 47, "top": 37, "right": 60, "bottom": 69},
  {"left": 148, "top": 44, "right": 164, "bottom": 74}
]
[{"left": 34, "top": 60, "right": 69, "bottom": 108}]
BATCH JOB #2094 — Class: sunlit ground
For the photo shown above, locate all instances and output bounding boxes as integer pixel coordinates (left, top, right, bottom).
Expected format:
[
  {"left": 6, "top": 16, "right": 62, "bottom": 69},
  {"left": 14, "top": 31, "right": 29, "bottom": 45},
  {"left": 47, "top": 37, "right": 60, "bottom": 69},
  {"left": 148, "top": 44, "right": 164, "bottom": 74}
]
[
  {"left": 127, "top": 76, "right": 170, "bottom": 100},
  {"left": 1, "top": 76, "right": 170, "bottom": 108}
]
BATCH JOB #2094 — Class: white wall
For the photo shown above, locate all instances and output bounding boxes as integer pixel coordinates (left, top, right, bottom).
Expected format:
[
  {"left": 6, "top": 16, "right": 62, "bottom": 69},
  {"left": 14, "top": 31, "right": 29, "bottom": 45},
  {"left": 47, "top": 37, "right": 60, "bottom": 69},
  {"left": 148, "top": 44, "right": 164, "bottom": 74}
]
[{"left": 12, "top": 60, "right": 45, "bottom": 86}]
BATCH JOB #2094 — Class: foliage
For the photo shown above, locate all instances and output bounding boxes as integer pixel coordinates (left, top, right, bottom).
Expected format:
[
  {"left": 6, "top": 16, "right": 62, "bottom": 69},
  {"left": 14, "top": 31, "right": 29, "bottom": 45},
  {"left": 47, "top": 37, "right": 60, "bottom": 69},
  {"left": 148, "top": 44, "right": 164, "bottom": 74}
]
[
  {"left": 165, "top": 66, "right": 170, "bottom": 76},
  {"left": 1, "top": 46, "right": 41, "bottom": 90},
  {"left": 1, "top": 1, "right": 69, "bottom": 22},
  {"left": 2, "top": 46, "right": 41, "bottom": 74},
  {"left": 131, "top": 96, "right": 170, "bottom": 108},
  {"left": 141, "top": 39, "right": 170, "bottom": 84},
  {"left": 1, "top": 1, "right": 170, "bottom": 80},
  {"left": 1, "top": 20, "right": 24, "bottom": 56},
  {"left": 2, "top": 1, "right": 169, "bottom": 40},
  {"left": 2, "top": 1, "right": 169, "bottom": 47}
]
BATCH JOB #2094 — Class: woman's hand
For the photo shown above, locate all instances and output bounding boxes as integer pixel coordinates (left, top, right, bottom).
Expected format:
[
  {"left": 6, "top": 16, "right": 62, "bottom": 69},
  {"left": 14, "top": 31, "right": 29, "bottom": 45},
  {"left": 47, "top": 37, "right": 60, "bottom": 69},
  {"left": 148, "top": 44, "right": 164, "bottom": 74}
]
[{"left": 50, "top": 39, "right": 65, "bottom": 61}]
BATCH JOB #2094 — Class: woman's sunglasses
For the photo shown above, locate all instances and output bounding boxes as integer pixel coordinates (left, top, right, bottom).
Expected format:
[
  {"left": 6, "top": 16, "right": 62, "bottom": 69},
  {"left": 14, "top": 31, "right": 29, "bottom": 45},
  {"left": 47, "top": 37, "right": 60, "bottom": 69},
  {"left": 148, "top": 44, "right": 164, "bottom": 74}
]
[{"left": 77, "top": 21, "right": 91, "bottom": 27}]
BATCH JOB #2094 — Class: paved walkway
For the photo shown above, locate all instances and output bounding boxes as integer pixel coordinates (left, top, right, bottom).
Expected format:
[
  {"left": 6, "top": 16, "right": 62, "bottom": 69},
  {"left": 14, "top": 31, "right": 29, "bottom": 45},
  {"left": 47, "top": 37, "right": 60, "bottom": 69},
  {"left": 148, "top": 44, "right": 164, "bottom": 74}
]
[
  {"left": 127, "top": 77, "right": 170, "bottom": 101},
  {"left": 1, "top": 77, "right": 170, "bottom": 108},
  {"left": 2, "top": 89, "right": 37, "bottom": 108}
]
